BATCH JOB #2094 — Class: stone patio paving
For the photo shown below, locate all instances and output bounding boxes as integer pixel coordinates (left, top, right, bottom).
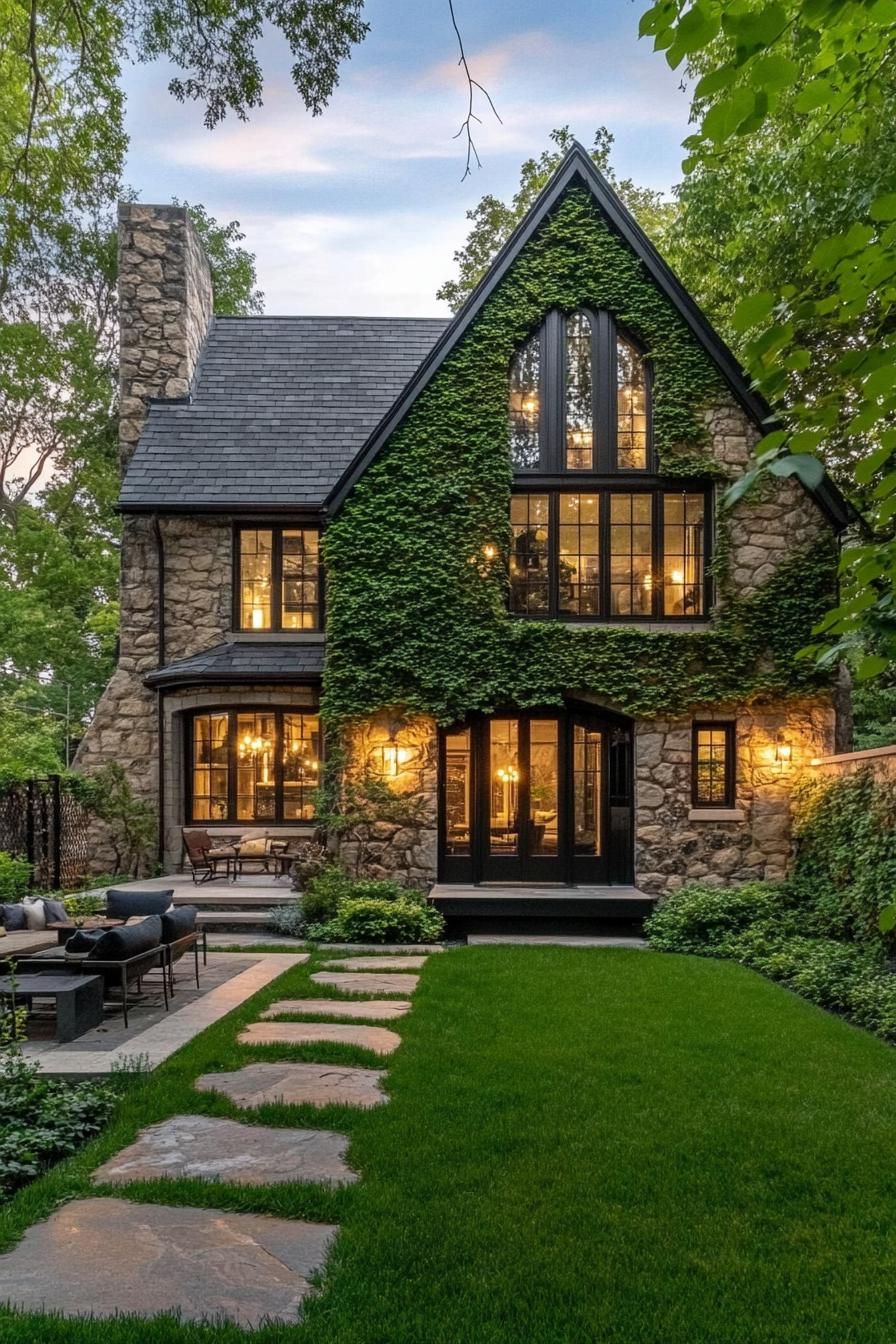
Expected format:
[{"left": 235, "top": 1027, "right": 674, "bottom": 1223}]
[
  {"left": 91, "top": 1114, "right": 357, "bottom": 1187},
  {"left": 240, "top": 1020, "right": 402, "bottom": 1055}
]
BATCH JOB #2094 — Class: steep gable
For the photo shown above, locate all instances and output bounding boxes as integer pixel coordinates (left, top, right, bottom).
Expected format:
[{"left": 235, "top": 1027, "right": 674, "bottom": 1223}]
[{"left": 328, "top": 143, "right": 847, "bottom": 528}]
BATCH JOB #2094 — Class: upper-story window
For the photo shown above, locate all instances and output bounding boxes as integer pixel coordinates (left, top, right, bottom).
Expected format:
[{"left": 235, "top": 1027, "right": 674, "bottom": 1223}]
[
  {"left": 236, "top": 526, "right": 321, "bottom": 631},
  {"left": 508, "top": 310, "right": 651, "bottom": 474}
]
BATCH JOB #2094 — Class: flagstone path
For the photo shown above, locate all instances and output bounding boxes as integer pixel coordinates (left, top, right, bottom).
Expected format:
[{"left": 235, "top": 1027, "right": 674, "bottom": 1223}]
[
  {"left": 91, "top": 1114, "right": 358, "bottom": 1187},
  {"left": 196, "top": 1059, "right": 390, "bottom": 1108},
  {"left": 262, "top": 998, "right": 412, "bottom": 1020},
  {"left": 0, "top": 943, "right": 431, "bottom": 1327},
  {"left": 311, "top": 970, "right": 420, "bottom": 995},
  {"left": 240, "top": 1021, "right": 402, "bottom": 1055},
  {"left": 319, "top": 955, "right": 429, "bottom": 971},
  {"left": 0, "top": 1198, "right": 337, "bottom": 1328}
]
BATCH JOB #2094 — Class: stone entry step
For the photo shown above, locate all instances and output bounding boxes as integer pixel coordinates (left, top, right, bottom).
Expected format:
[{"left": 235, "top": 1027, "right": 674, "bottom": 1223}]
[
  {"left": 320, "top": 955, "right": 429, "bottom": 971},
  {"left": 174, "top": 891, "right": 296, "bottom": 907},
  {"left": 0, "top": 1198, "right": 336, "bottom": 1327},
  {"left": 240, "top": 1021, "right": 401, "bottom": 1056},
  {"left": 91, "top": 1114, "right": 357, "bottom": 1187},
  {"left": 196, "top": 910, "right": 286, "bottom": 927},
  {"left": 262, "top": 998, "right": 412, "bottom": 1021},
  {"left": 196, "top": 1061, "right": 388, "bottom": 1109},
  {"left": 311, "top": 971, "right": 420, "bottom": 995}
]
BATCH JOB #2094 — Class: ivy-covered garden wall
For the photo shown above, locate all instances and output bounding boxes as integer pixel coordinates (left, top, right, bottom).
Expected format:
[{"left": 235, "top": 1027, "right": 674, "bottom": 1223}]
[{"left": 322, "top": 186, "right": 836, "bottom": 729}]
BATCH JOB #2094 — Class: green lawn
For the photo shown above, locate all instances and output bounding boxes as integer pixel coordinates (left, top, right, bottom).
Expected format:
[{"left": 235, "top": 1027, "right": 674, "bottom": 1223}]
[{"left": 3, "top": 946, "right": 896, "bottom": 1342}]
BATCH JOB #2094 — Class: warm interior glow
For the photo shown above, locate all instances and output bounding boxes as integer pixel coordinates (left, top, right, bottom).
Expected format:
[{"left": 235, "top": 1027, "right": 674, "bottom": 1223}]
[{"left": 251, "top": 607, "right": 264, "bottom": 629}]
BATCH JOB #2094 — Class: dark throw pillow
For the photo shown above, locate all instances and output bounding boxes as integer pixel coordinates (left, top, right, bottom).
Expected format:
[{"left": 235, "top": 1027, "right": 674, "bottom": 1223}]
[
  {"left": 0, "top": 903, "right": 26, "bottom": 932},
  {"left": 160, "top": 906, "right": 197, "bottom": 944},
  {"left": 64, "top": 928, "right": 107, "bottom": 958},
  {"left": 105, "top": 889, "right": 173, "bottom": 920},
  {"left": 89, "top": 915, "right": 163, "bottom": 960},
  {"left": 42, "top": 898, "right": 69, "bottom": 923}
]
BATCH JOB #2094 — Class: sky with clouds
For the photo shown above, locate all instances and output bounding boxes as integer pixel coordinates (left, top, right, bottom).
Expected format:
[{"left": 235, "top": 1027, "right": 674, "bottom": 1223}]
[{"left": 122, "top": 0, "right": 691, "bottom": 316}]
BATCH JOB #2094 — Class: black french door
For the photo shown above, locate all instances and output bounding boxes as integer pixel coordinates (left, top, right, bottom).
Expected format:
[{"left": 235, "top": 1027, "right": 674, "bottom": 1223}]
[{"left": 439, "top": 709, "right": 633, "bottom": 886}]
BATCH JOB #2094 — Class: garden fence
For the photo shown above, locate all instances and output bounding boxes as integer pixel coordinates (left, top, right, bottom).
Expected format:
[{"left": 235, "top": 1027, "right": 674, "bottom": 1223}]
[{"left": 0, "top": 776, "right": 92, "bottom": 891}]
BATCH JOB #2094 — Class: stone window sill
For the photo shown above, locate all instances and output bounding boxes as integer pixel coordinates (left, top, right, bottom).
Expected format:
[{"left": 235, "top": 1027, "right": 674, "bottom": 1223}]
[
  {"left": 226, "top": 632, "right": 325, "bottom": 643},
  {"left": 688, "top": 807, "right": 746, "bottom": 822}
]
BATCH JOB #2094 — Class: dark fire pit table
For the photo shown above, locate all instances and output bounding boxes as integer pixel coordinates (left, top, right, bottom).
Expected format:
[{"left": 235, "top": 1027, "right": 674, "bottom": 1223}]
[{"left": 0, "top": 973, "right": 104, "bottom": 1042}]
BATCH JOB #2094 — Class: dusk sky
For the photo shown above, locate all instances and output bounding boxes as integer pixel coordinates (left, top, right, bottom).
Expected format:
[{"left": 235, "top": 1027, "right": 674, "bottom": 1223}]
[{"left": 122, "top": 0, "right": 691, "bottom": 315}]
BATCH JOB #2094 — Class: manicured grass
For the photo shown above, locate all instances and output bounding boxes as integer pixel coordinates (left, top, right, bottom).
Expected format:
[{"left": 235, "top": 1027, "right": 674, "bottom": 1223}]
[{"left": 4, "top": 948, "right": 896, "bottom": 1341}]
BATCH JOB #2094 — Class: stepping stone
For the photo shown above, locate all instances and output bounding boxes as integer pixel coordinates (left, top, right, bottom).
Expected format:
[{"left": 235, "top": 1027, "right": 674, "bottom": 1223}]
[
  {"left": 0, "top": 1197, "right": 335, "bottom": 1327},
  {"left": 196, "top": 1061, "right": 387, "bottom": 1109},
  {"left": 262, "top": 998, "right": 411, "bottom": 1021},
  {"left": 240, "top": 1021, "right": 401, "bottom": 1055},
  {"left": 311, "top": 971, "right": 419, "bottom": 995},
  {"left": 91, "top": 1114, "right": 357, "bottom": 1187},
  {"left": 320, "top": 955, "right": 428, "bottom": 970}
]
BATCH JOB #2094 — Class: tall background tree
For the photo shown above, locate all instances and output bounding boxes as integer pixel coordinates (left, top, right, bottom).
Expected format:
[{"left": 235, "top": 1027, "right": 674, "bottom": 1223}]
[
  {"left": 638, "top": 0, "right": 896, "bottom": 685},
  {"left": 1, "top": 0, "right": 266, "bottom": 775}
]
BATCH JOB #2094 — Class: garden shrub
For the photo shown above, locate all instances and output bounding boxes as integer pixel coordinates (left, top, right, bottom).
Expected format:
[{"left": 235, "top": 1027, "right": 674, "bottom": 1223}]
[
  {"left": 301, "top": 865, "right": 354, "bottom": 923},
  {"left": 309, "top": 895, "right": 444, "bottom": 944},
  {"left": 789, "top": 769, "right": 896, "bottom": 946},
  {"left": 644, "top": 881, "right": 788, "bottom": 955},
  {"left": 267, "top": 902, "right": 307, "bottom": 938},
  {"left": 0, "top": 853, "right": 31, "bottom": 904},
  {"left": 0, "top": 1000, "right": 115, "bottom": 1201}
]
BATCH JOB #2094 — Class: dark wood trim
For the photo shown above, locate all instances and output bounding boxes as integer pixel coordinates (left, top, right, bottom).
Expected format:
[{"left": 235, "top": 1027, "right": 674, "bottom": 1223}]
[{"left": 691, "top": 720, "right": 736, "bottom": 808}]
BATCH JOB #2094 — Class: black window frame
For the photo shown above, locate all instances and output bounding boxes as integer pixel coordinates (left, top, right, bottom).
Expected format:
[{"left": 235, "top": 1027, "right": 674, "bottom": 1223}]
[
  {"left": 186, "top": 706, "right": 322, "bottom": 825},
  {"left": 691, "top": 721, "right": 736, "bottom": 808},
  {"left": 509, "top": 482, "right": 713, "bottom": 623},
  {"left": 509, "top": 309, "right": 654, "bottom": 475},
  {"left": 233, "top": 524, "right": 323, "bottom": 633}
]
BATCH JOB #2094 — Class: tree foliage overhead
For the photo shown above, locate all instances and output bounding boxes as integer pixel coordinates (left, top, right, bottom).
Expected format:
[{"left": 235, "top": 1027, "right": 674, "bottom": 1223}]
[
  {"left": 639, "top": 0, "right": 896, "bottom": 676},
  {"left": 436, "top": 127, "right": 678, "bottom": 313}
]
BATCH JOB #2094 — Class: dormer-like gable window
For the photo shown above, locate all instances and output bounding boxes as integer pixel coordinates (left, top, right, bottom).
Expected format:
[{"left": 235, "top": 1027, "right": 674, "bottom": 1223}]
[{"left": 507, "top": 310, "right": 651, "bottom": 474}]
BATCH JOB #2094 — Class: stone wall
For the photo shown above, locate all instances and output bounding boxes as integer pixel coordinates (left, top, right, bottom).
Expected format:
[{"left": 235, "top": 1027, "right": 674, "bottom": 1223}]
[
  {"left": 118, "top": 203, "right": 213, "bottom": 469},
  {"left": 704, "top": 400, "right": 829, "bottom": 597},
  {"left": 634, "top": 695, "right": 837, "bottom": 895},
  {"left": 331, "top": 714, "right": 439, "bottom": 888}
]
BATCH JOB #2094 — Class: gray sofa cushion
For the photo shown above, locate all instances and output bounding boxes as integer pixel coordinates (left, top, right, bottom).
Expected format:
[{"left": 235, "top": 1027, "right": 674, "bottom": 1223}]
[
  {"left": 42, "top": 898, "right": 68, "bottom": 923},
  {"left": 160, "top": 906, "right": 197, "bottom": 944},
  {"left": 64, "top": 927, "right": 106, "bottom": 958},
  {"left": 89, "top": 915, "right": 163, "bottom": 960},
  {"left": 105, "top": 889, "right": 173, "bottom": 920},
  {"left": 1, "top": 903, "right": 26, "bottom": 931}
]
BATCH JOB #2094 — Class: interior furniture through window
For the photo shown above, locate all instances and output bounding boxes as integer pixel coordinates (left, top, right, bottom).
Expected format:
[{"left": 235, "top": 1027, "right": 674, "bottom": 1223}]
[
  {"left": 189, "top": 709, "right": 321, "bottom": 823},
  {"left": 510, "top": 488, "right": 708, "bottom": 620}
]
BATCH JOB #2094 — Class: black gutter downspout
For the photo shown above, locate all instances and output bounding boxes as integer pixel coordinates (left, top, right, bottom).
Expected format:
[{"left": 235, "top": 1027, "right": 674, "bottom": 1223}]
[{"left": 152, "top": 514, "right": 166, "bottom": 870}]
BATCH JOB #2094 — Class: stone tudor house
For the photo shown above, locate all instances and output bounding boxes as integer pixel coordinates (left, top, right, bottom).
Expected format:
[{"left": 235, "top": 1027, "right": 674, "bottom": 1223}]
[{"left": 78, "top": 144, "right": 851, "bottom": 909}]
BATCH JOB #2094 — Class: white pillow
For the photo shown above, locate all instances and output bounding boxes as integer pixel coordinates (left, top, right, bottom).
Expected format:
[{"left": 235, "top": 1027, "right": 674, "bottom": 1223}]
[{"left": 22, "top": 897, "right": 47, "bottom": 930}]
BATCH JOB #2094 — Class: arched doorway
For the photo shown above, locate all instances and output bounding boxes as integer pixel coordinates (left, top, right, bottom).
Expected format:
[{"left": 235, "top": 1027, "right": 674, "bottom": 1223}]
[{"left": 438, "top": 706, "right": 634, "bottom": 886}]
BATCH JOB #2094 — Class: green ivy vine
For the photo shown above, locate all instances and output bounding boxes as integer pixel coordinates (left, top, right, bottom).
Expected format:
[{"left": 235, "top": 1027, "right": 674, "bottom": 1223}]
[{"left": 322, "top": 187, "right": 837, "bottom": 727}]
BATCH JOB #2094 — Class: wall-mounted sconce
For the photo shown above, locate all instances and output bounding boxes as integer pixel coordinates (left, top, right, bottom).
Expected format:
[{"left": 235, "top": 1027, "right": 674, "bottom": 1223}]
[
  {"left": 368, "top": 721, "right": 421, "bottom": 780},
  {"left": 775, "top": 735, "right": 792, "bottom": 766}
]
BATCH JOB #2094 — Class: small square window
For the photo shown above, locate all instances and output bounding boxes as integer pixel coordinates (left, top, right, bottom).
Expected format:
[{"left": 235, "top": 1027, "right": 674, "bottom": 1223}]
[{"left": 692, "top": 723, "right": 735, "bottom": 808}]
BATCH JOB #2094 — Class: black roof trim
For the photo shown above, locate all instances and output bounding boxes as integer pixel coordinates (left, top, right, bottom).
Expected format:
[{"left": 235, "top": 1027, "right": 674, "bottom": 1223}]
[{"left": 326, "top": 142, "right": 850, "bottom": 531}]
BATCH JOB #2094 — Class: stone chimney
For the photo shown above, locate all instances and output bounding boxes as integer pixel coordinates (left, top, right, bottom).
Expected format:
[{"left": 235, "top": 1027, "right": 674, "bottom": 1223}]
[{"left": 117, "top": 203, "right": 213, "bottom": 469}]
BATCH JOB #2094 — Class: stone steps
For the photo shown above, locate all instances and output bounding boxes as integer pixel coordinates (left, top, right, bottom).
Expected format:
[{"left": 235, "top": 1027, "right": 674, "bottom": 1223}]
[
  {"left": 195, "top": 909, "right": 289, "bottom": 929},
  {"left": 174, "top": 891, "right": 296, "bottom": 908}
]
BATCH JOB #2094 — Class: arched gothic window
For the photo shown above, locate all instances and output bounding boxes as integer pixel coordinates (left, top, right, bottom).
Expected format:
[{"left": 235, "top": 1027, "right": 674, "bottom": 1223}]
[
  {"left": 616, "top": 336, "right": 648, "bottom": 471},
  {"left": 508, "top": 333, "right": 540, "bottom": 470},
  {"left": 565, "top": 311, "right": 593, "bottom": 470}
]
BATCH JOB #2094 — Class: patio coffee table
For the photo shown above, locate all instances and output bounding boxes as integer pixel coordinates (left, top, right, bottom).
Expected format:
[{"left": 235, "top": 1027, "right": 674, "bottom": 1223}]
[{"left": 0, "top": 973, "right": 104, "bottom": 1042}]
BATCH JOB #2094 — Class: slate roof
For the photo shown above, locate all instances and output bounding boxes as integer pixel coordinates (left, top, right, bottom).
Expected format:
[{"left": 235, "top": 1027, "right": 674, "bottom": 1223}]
[
  {"left": 120, "top": 316, "right": 449, "bottom": 510},
  {"left": 144, "top": 641, "right": 325, "bottom": 689}
]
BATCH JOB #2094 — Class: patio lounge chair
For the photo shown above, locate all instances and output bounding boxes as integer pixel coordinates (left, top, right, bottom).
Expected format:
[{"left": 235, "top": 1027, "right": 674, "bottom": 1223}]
[
  {"left": 159, "top": 905, "right": 207, "bottom": 993},
  {"left": 182, "top": 828, "right": 234, "bottom": 884}
]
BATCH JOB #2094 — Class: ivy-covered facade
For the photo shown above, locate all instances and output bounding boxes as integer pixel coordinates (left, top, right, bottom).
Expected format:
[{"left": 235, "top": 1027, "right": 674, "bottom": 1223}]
[{"left": 79, "top": 149, "right": 849, "bottom": 897}]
